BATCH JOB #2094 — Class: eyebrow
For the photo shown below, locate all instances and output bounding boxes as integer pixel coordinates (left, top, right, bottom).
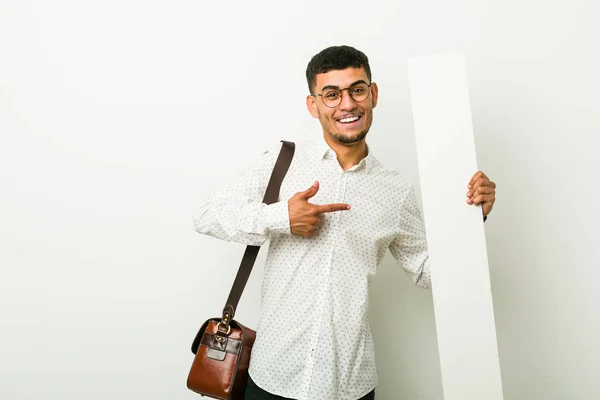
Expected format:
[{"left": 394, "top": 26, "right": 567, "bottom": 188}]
[{"left": 320, "top": 79, "right": 368, "bottom": 92}]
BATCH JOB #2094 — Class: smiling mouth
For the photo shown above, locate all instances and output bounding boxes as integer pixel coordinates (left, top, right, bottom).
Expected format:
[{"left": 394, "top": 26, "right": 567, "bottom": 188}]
[{"left": 336, "top": 115, "right": 362, "bottom": 124}]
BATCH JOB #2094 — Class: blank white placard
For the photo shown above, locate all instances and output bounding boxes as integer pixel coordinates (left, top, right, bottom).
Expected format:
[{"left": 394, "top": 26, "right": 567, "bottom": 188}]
[{"left": 408, "top": 52, "right": 504, "bottom": 400}]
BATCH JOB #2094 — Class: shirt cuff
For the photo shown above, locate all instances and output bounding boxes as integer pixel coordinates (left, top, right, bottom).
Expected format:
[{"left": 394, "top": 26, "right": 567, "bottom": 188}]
[{"left": 263, "top": 201, "right": 291, "bottom": 235}]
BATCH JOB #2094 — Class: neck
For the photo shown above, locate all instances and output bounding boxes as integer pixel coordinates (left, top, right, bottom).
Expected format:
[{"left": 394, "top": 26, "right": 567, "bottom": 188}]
[{"left": 323, "top": 133, "right": 368, "bottom": 171}]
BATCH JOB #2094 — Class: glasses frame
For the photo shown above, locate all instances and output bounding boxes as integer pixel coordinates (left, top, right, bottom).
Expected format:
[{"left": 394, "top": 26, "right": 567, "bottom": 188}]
[{"left": 311, "top": 82, "right": 373, "bottom": 108}]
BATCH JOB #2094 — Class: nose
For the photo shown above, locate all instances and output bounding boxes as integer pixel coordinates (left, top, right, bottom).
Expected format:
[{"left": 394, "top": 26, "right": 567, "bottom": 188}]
[{"left": 338, "top": 88, "right": 357, "bottom": 110}]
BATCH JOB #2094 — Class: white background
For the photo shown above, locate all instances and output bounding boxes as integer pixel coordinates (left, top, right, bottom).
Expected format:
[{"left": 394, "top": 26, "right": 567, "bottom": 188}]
[{"left": 1, "top": 1, "right": 598, "bottom": 399}]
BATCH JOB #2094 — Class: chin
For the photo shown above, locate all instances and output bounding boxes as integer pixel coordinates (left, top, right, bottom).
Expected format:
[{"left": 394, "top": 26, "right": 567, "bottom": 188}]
[{"left": 330, "top": 130, "right": 369, "bottom": 145}]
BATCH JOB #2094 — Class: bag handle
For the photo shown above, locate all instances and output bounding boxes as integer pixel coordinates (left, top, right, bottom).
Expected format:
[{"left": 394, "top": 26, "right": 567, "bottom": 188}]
[{"left": 218, "top": 140, "right": 295, "bottom": 334}]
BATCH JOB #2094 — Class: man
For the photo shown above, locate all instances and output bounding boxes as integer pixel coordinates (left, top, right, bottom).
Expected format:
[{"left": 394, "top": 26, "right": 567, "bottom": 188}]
[{"left": 194, "top": 45, "right": 496, "bottom": 400}]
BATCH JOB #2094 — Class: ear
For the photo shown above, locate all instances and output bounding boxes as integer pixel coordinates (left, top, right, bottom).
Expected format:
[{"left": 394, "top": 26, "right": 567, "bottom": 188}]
[
  {"left": 306, "top": 95, "right": 319, "bottom": 118},
  {"left": 370, "top": 82, "right": 379, "bottom": 109}
]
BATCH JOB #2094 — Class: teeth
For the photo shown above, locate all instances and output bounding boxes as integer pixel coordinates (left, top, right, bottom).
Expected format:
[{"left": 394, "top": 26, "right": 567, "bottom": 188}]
[{"left": 339, "top": 116, "right": 359, "bottom": 123}]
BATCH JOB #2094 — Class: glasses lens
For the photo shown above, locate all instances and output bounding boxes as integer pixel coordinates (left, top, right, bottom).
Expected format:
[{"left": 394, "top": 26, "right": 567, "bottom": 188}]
[
  {"left": 322, "top": 89, "right": 342, "bottom": 107},
  {"left": 350, "top": 84, "right": 370, "bottom": 102}
]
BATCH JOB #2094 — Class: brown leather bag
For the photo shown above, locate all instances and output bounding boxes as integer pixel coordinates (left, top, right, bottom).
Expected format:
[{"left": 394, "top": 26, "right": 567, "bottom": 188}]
[{"left": 187, "top": 141, "right": 295, "bottom": 399}]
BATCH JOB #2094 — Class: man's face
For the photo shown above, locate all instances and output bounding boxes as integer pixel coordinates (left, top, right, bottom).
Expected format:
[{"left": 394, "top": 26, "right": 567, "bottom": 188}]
[{"left": 306, "top": 67, "right": 378, "bottom": 145}]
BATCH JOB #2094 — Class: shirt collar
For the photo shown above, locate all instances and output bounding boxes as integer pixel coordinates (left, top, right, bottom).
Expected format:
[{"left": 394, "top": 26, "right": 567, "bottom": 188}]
[
  {"left": 313, "top": 135, "right": 375, "bottom": 173},
  {"left": 315, "top": 134, "right": 332, "bottom": 160}
]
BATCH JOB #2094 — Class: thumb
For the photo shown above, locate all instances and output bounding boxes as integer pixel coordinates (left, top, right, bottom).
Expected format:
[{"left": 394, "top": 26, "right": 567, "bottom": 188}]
[{"left": 299, "top": 181, "right": 319, "bottom": 199}]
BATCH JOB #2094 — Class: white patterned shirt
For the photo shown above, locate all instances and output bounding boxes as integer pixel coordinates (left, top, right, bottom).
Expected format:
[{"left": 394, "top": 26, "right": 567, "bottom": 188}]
[{"left": 193, "top": 137, "right": 430, "bottom": 400}]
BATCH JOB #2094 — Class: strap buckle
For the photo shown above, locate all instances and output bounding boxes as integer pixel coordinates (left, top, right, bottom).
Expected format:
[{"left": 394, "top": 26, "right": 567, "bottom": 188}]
[{"left": 216, "top": 321, "right": 231, "bottom": 336}]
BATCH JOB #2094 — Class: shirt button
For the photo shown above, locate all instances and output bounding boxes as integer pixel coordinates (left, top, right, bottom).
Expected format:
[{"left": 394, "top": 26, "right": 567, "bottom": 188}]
[{"left": 327, "top": 241, "right": 332, "bottom": 247}]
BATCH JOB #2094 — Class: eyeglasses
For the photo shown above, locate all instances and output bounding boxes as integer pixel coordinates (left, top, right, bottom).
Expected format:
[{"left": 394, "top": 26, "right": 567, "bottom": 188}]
[{"left": 311, "top": 82, "right": 372, "bottom": 108}]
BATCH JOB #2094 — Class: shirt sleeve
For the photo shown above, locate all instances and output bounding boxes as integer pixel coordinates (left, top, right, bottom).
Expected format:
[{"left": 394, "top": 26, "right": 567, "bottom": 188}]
[
  {"left": 388, "top": 183, "right": 431, "bottom": 289},
  {"left": 193, "top": 142, "right": 291, "bottom": 246}
]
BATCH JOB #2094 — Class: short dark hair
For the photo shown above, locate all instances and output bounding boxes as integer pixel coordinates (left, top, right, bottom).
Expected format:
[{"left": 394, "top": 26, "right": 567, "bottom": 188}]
[{"left": 305, "top": 45, "right": 372, "bottom": 94}]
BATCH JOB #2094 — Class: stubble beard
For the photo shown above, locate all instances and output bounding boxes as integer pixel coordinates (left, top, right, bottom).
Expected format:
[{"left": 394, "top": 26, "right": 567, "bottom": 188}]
[
  {"left": 322, "top": 113, "right": 372, "bottom": 145},
  {"left": 329, "top": 129, "right": 369, "bottom": 145}
]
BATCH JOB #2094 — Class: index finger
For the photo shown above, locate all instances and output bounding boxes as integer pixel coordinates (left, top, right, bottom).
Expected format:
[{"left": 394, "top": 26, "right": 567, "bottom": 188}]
[
  {"left": 315, "top": 203, "right": 351, "bottom": 214},
  {"left": 468, "top": 171, "right": 488, "bottom": 189}
]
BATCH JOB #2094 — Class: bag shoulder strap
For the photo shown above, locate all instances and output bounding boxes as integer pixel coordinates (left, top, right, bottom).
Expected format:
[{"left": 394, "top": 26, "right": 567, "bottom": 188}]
[{"left": 219, "top": 140, "right": 295, "bottom": 330}]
